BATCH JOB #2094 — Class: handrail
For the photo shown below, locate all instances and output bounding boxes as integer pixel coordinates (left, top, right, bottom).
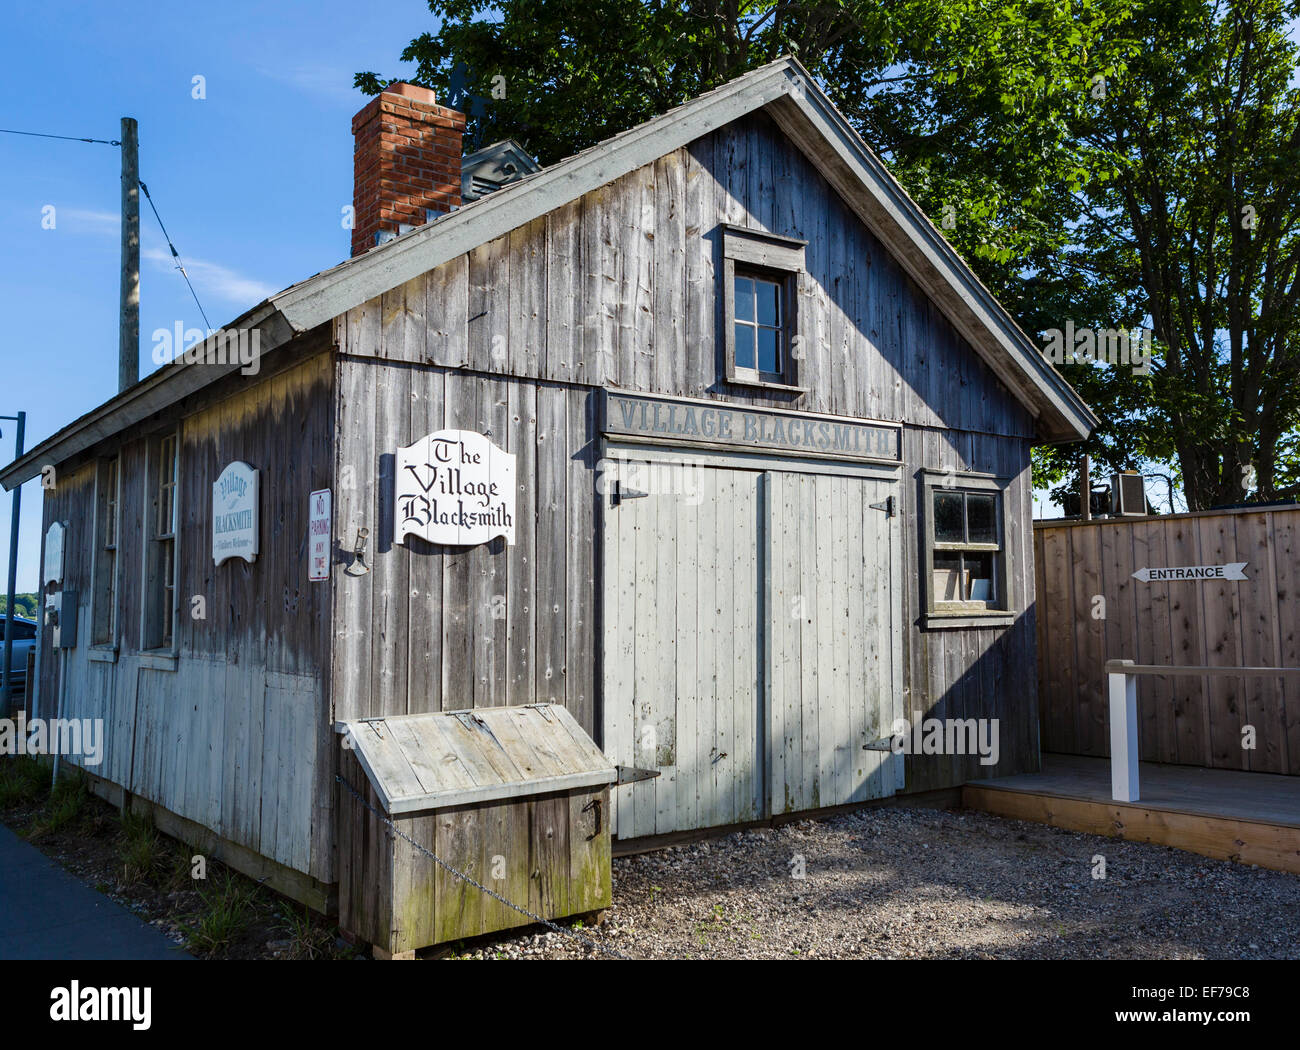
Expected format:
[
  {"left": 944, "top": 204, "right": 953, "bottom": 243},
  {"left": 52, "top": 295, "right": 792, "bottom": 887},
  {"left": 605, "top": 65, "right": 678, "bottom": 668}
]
[
  {"left": 1104, "top": 659, "right": 1300, "bottom": 803},
  {"left": 1104, "top": 659, "right": 1300, "bottom": 678}
]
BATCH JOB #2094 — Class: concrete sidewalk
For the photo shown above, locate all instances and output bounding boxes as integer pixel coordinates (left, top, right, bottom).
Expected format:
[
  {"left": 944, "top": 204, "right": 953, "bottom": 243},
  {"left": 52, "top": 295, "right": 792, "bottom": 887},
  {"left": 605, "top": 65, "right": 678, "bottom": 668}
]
[{"left": 0, "top": 824, "right": 190, "bottom": 959}]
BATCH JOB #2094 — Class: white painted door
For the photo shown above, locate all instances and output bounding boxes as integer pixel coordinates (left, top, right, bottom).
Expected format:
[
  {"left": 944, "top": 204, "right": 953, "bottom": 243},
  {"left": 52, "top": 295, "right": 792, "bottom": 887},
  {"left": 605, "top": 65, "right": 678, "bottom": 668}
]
[{"left": 603, "top": 463, "right": 763, "bottom": 837}]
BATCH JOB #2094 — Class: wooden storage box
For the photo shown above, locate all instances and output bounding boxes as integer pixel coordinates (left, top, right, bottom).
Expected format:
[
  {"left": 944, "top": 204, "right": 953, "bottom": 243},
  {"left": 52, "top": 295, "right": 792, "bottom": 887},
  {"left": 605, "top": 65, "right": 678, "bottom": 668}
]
[{"left": 337, "top": 704, "right": 615, "bottom": 956}]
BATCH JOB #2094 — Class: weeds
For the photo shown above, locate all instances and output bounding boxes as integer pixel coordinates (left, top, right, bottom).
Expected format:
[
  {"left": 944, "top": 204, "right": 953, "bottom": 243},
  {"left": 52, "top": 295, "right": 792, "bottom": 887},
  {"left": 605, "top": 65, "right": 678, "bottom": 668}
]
[
  {"left": 0, "top": 755, "right": 48, "bottom": 808},
  {"left": 180, "top": 872, "right": 255, "bottom": 956},
  {"left": 120, "top": 811, "right": 164, "bottom": 883},
  {"left": 27, "top": 771, "right": 88, "bottom": 839},
  {"left": 276, "top": 905, "right": 335, "bottom": 960}
]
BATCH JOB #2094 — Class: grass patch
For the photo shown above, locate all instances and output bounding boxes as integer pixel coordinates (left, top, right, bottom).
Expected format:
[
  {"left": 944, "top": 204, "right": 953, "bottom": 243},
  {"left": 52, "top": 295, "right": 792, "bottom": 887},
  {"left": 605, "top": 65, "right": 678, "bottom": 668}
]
[
  {"left": 275, "top": 905, "right": 336, "bottom": 960},
  {"left": 0, "top": 755, "right": 48, "bottom": 808},
  {"left": 180, "top": 872, "right": 256, "bottom": 956},
  {"left": 27, "top": 771, "right": 88, "bottom": 839},
  {"left": 120, "top": 811, "right": 165, "bottom": 883}
]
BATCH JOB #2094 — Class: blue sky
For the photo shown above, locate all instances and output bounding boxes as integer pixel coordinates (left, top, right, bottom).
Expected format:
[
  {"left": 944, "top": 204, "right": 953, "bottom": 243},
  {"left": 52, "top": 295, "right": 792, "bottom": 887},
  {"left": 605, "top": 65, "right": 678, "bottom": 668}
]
[{"left": 0, "top": 1, "right": 436, "bottom": 590}]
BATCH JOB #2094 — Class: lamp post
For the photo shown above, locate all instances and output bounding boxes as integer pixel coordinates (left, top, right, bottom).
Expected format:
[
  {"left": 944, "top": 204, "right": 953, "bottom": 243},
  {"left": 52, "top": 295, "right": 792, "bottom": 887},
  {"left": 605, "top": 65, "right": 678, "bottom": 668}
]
[{"left": 1, "top": 411, "right": 26, "bottom": 712}]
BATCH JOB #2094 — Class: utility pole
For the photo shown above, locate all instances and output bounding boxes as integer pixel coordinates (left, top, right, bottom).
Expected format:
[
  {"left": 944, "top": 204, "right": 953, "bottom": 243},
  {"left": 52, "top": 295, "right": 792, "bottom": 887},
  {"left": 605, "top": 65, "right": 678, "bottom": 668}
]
[
  {"left": 119, "top": 116, "right": 139, "bottom": 392},
  {"left": 1, "top": 411, "right": 25, "bottom": 711}
]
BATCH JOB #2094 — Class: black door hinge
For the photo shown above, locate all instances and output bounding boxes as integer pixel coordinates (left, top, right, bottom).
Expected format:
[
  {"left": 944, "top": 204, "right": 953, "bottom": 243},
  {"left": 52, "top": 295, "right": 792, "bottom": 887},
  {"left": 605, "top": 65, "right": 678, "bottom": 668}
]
[
  {"left": 869, "top": 495, "right": 896, "bottom": 517},
  {"left": 612, "top": 480, "right": 649, "bottom": 506}
]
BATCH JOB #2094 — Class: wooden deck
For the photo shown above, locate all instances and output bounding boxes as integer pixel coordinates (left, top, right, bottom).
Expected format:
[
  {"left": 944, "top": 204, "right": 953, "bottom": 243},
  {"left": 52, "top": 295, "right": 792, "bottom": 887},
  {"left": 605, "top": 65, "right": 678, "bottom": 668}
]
[{"left": 962, "top": 753, "right": 1300, "bottom": 875}]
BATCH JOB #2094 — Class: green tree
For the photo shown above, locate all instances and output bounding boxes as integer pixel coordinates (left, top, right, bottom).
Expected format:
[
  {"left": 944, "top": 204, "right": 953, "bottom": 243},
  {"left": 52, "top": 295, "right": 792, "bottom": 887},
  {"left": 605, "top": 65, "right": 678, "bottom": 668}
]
[{"left": 1043, "top": 0, "right": 1300, "bottom": 509}]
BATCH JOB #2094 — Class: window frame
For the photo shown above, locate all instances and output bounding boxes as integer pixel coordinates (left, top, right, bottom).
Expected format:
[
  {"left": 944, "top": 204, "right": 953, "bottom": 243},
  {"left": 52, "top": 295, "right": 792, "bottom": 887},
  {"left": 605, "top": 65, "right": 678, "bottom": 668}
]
[
  {"left": 89, "top": 455, "right": 121, "bottom": 656},
  {"left": 141, "top": 431, "right": 181, "bottom": 663},
  {"left": 721, "top": 224, "right": 807, "bottom": 393},
  {"left": 921, "top": 468, "right": 1014, "bottom": 629}
]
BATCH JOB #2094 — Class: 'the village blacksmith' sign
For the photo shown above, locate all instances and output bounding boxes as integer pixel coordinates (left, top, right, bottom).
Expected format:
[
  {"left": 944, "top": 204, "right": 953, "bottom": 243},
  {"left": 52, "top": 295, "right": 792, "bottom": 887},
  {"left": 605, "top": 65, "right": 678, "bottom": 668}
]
[
  {"left": 212, "top": 461, "right": 259, "bottom": 565},
  {"left": 396, "top": 430, "right": 516, "bottom": 546},
  {"left": 601, "top": 392, "right": 901, "bottom": 462}
]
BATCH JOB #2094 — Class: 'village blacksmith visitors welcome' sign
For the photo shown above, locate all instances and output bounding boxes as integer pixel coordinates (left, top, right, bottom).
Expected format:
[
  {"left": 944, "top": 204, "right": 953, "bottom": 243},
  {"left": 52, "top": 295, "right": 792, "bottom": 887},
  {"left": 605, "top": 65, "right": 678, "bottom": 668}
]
[
  {"left": 396, "top": 430, "right": 516, "bottom": 546},
  {"left": 212, "top": 461, "right": 259, "bottom": 565}
]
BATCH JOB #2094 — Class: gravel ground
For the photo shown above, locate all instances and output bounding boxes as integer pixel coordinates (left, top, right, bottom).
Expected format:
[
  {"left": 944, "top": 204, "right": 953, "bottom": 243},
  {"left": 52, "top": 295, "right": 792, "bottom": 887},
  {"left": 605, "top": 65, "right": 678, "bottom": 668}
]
[{"left": 445, "top": 806, "right": 1300, "bottom": 960}]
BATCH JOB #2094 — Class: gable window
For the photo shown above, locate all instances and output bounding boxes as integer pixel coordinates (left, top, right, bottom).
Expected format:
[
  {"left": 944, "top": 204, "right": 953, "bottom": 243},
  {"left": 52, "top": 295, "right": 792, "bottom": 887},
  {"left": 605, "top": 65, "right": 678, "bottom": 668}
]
[
  {"left": 721, "top": 225, "right": 806, "bottom": 390},
  {"left": 143, "top": 432, "right": 179, "bottom": 654},
  {"left": 922, "top": 469, "right": 1013, "bottom": 628},
  {"left": 90, "top": 456, "right": 120, "bottom": 651}
]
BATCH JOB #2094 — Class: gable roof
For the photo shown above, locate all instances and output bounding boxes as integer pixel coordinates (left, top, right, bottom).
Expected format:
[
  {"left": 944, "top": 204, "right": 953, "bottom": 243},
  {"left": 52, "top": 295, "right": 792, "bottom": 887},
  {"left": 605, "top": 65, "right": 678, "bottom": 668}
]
[{"left": 1, "top": 56, "right": 1092, "bottom": 491}]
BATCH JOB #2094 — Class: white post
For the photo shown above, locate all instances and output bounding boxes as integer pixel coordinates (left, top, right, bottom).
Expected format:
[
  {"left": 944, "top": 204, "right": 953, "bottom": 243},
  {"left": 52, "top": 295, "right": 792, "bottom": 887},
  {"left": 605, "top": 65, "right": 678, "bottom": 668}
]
[{"left": 1109, "top": 660, "right": 1139, "bottom": 802}]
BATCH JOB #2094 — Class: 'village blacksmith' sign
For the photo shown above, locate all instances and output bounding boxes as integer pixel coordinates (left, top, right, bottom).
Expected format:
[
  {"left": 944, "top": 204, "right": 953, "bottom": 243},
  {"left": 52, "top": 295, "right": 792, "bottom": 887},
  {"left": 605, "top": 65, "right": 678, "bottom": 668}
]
[
  {"left": 396, "top": 430, "right": 516, "bottom": 546},
  {"left": 601, "top": 392, "right": 901, "bottom": 461},
  {"left": 212, "top": 461, "right": 259, "bottom": 565}
]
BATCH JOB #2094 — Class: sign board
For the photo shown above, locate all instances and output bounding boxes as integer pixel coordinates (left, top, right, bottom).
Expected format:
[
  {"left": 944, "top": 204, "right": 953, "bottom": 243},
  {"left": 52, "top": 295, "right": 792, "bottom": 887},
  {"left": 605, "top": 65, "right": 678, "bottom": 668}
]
[
  {"left": 396, "top": 430, "right": 516, "bottom": 546},
  {"left": 308, "top": 489, "right": 332, "bottom": 581},
  {"left": 1132, "top": 562, "right": 1248, "bottom": 582},
  {"left": 602, "top": 391, "right": 901, "bottom": 462},
  {"left": 43, "top": 521, "right": 65, "bottom": 585},
  {"left": 212, "top": 461, "right": 259, "bottom": 565}
]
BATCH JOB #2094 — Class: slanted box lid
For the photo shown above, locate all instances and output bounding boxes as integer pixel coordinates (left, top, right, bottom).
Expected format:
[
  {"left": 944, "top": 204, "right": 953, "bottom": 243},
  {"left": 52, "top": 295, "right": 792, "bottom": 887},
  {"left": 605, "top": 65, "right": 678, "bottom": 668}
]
[{"left": 337, "top": 703, "right": 616, "bottom": 814}]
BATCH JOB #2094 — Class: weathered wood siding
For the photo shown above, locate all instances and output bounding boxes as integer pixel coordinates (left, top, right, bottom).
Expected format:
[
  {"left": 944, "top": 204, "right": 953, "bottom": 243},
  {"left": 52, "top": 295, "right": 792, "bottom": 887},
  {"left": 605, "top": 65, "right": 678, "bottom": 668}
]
[
  {"left": 1035, "top": 506, "right": 1300, "bottom": 775},
  {"left": 332, "top": 110, "right": 1039, "bottom": 798},
  {"left": 38, "top": 348, "right": 337, "bottom": 883}
]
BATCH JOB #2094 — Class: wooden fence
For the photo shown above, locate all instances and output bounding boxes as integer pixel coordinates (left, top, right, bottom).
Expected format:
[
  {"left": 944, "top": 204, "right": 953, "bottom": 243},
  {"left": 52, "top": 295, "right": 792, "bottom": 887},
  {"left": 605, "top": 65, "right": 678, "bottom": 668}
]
[{"left": 1034, "top": 504, "right": 1300, "bottom": 775}]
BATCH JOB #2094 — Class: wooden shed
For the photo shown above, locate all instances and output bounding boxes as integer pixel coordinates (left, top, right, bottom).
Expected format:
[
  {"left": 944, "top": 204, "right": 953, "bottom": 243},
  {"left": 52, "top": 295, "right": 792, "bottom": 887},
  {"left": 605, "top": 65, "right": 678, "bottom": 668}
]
[
  {"left": 337, "top": 704, "right": 614, "bottom": 955},
  {"left": 0, "top": 57, "right": 1094, "bottom": 929}
]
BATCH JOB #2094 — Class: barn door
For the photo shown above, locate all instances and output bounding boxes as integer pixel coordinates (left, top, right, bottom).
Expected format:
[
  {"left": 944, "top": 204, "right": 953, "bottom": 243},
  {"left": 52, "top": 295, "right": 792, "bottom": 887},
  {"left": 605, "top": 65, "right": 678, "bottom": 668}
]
[
  {"left": 602, "top": 462, "right": 764, "bottom": 838},
  {"left": 764, "top": 472, "right": 902, "bottom": 813}
]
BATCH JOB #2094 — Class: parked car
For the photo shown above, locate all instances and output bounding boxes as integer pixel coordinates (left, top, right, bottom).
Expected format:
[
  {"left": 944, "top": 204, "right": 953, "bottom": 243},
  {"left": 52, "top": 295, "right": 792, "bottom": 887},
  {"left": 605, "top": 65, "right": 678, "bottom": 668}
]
[{"left": 0, "top": 615, "right": 38, "bottom": 697}]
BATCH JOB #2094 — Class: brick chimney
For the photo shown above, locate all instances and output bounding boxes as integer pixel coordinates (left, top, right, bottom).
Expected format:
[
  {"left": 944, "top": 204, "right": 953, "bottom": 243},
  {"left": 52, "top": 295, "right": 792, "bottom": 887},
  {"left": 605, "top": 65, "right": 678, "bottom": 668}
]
[{"left": 351, "top": 82, "right": 465, "bottom": 256}]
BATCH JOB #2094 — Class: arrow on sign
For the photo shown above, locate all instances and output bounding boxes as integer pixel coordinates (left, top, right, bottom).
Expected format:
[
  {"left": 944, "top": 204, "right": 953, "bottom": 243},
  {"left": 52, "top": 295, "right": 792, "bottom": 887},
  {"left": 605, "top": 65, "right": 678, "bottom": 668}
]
[{"left": 1132, "top": 562, "right": 1248, "bottom": 582}]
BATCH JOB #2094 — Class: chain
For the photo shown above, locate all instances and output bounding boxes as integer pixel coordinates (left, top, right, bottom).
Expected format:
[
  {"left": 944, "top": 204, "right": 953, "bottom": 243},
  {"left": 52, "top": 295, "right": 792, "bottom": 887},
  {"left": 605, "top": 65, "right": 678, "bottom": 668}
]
[{"left": 336, "top": 774, "right": 631, "bottom": 960}]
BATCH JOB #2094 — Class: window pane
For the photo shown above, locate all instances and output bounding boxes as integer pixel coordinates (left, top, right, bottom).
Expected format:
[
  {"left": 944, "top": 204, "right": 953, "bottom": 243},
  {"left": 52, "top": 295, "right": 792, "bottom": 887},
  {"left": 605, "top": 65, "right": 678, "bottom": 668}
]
[
  {"left": 756, "top": 279, "right": 780, "bottom": 326},
  {"left": 734, "top": 324, "right": 756, "bottom": 370},
  {"left": 933, "top": 552, "right": 963, "bottom": 602},
  {"left": 757, "top": 327, "right": 780, "bottom": 374},
  {"left": 933, "top": 491, "right": 964, "bottom": 543},
  {"left": 967, "top": 494, "right": 997, "bottom": 544},
  {"left": 965, "top": 552, "right": 995, "bottom": 602},
  {"left": 734, "top": 277, "right": 754, "bottom": 322}
]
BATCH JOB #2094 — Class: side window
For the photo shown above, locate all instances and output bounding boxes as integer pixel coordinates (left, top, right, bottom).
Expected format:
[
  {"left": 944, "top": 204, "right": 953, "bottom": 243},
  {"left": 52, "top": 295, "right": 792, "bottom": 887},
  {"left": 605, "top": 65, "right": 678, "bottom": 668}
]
[
  {"left": 922, "top": 470, "right": 1012, "bottom": 626},
  {"left": 721, "top": 225, "right": 806, "bottom": 390},
  {"left": 144, "top": 433, "right": 179, "bottom": 651},
  {"left": 92, "top": 455, "right": 120, "bottom": 646}
]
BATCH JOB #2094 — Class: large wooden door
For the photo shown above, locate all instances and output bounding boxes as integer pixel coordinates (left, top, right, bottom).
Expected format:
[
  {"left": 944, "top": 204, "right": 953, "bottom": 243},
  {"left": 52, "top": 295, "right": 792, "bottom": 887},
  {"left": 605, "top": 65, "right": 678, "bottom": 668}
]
[
  {"left": 602, "top": 459, "right": 901, "bottom": 839},
  {"left": 603, "top": 463, "right": 764, "bottom": 838},
  {"left": 764, "top": 472, "right": 903, "bottom": 813}
]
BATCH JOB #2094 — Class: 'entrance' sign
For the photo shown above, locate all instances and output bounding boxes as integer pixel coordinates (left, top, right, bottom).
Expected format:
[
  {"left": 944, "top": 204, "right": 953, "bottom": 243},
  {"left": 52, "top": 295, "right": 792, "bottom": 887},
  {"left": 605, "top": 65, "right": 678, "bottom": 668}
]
[
  {"left": 213, "top": 461, "right": 259, "bottom": 566},
  {"left": 396, "top": 430, "right": 516, "bottom": 546},
  {"left": 602, "top": 392, "right": 901, "bottom": 461},
  {"left": 1132, "top": 562, "right": 1248, "bottom": 582}
]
